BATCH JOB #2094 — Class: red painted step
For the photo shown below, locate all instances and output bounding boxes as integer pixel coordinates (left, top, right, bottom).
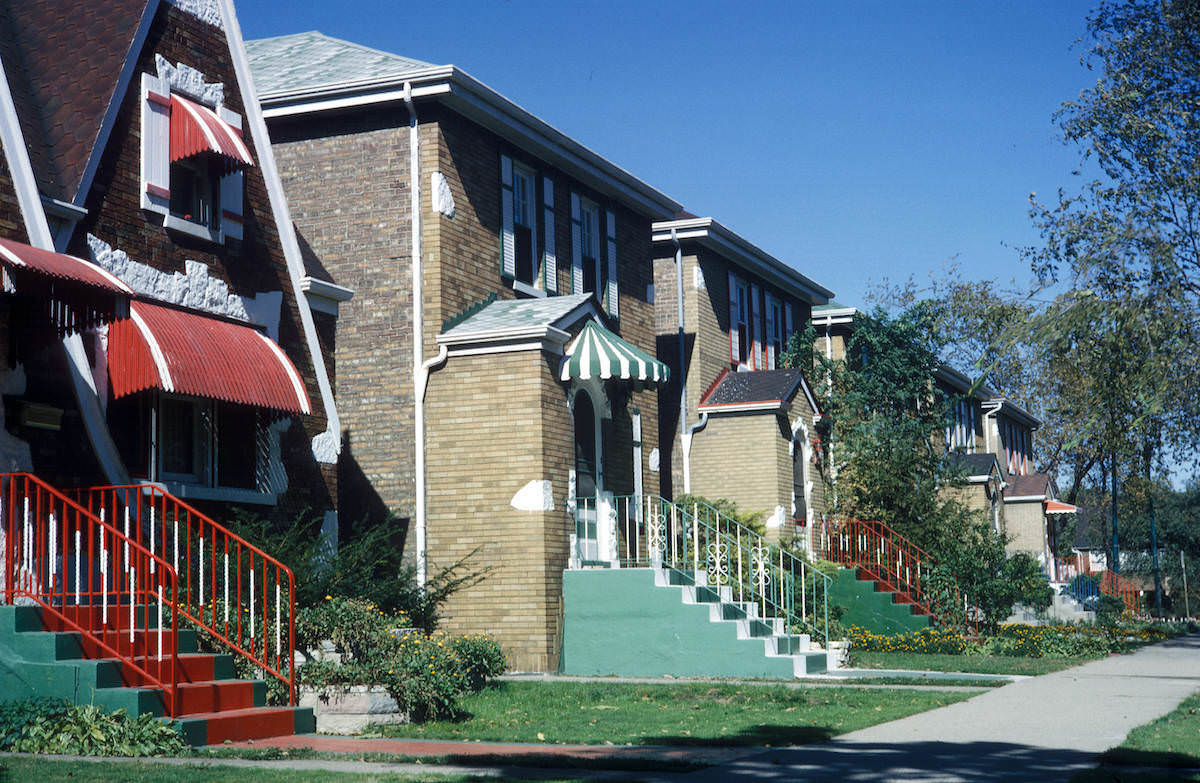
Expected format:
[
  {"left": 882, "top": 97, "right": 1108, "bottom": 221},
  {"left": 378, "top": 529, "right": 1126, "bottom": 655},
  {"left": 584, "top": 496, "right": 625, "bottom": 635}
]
[
  {"left": 175, "top": 679, "right": 259, "bottom": 715},
  {"left": 181, "top": 706, "right": 300, "bottom": 744}
]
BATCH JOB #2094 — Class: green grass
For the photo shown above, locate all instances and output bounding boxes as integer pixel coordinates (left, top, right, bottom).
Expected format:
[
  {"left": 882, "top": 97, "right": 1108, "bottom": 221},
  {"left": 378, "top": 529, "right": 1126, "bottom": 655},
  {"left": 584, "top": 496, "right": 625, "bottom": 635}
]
[
  {"left": 0, "top": 756, "right": 556, "bottom": 783},
  {"left": 835, "top": 676, "right": 1007, "bottom": 688},
  {"left": 850, "top": 651, "right": 1097, "bottom": 675},
  {"left": 370, "top": 680, "right": 972, "bottom": 746},
  {"left": 1071, "top": 693, "right": 1200, "bottom": 782}
]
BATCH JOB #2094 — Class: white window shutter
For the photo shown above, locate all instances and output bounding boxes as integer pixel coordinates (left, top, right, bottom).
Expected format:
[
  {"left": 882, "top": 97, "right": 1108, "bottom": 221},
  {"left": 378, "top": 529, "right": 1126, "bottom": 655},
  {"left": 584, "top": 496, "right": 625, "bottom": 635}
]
[
  {"left": 728, "top": 270, "right": 740, "bottom": 364},
  {"left": 140, "top": 72, "right": 170, "bottom": 214},
  {"left": 765, "top": 294, "right": 776, "bottom": 369},
  {"left": 570, "top": 192, "right": 583, "bottom": 294},
  {"left": 751, "top": 283, "right": 763, "bottom": 369},
  {"left": 605, "top": 209, "right": 618, "bottom": 319},
  {"left": 542, "top": 176, "right": 556, "bottom": 294},
  {"left": 500, "top": 155, "right": 515, "bottom": 279}
]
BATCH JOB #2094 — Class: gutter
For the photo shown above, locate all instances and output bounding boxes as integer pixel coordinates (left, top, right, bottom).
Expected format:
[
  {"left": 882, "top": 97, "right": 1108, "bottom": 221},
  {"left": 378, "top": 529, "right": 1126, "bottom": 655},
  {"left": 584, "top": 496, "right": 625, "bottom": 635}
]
[
  {"left": 681, "top": 412, "right": 708, "bottom": 494},
  {"left": 405, "top": 82, "right": 431, "bottom": 588},
  {"left": 673, "top": 229, "right": 687, "bottom": 463}
]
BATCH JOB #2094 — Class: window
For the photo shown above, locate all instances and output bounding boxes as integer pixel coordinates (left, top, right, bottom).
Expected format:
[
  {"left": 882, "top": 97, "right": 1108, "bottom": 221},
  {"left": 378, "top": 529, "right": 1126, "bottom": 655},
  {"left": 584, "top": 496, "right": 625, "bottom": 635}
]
[
  {"left": 511, "top": 165, "right": 536, "bottom": 284},
  {"left": 140, "top": 70, "right": 248, "bottom": 243},
  {"left": 579, "top": 198, "right": 601, "bottom": 295},
  {"left": 169, "top": 156, "right": 221, "bottom": 230},
  {"left": 767, "top": 294, "right": 783, "bottom": 369},
  {"left": 945, "top": 398, "right": 976, "bottom": 453},
  {"left": 155, "top": 396, "right": 265, "bottom": 492},
  {"left": 728, "top": 272, "right": 750, "bottom": 366}
]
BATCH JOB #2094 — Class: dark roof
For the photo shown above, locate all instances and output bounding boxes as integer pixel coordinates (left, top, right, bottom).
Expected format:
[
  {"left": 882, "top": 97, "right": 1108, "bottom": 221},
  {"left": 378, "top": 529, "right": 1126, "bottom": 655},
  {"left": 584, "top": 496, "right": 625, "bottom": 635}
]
[
  {"left": 699, "top": 368, "right": 806, "bottom": 408},
  {"left": 1004, "top": 473, "right": 1052, "bottom": 499},
  {"left": 0, "top": 0, "right": 150, "bottom": 201},
  {"left": 947, "top": 452, "right": 999, "bottom": 478}
]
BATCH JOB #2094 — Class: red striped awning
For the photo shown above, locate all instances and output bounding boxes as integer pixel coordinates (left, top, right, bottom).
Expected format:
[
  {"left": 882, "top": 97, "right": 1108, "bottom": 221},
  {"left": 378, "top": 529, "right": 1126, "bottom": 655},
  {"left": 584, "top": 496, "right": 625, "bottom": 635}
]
[
  {"left": 1044, "top": 500, "right": 1079, "bottom": 514},
  {"left": 108, "top": 301, "right": 310, "bottom": 415},
  {"left": 170, "top": 94, "right": 254, "bottom": 170},
  {"left": 0, "top": 238, "right": 132, "bottom": 294}
]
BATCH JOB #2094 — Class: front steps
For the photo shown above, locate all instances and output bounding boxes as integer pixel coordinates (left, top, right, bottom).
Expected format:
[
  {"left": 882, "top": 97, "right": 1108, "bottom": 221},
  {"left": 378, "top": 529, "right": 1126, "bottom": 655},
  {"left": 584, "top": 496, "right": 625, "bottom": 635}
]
[
  {"left": 829, "top": 568, "right": 932, "bottom": 635},
  {"left": 0, "top": 604, "right": 313, "bottom": 745},
  {"left": 561, "top": 566, "right": 827, "bottom": 678}
]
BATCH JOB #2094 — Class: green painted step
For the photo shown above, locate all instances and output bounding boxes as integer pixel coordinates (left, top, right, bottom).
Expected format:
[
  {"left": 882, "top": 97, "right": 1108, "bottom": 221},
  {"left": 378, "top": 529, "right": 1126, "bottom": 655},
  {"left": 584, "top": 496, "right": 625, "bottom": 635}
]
[
  {"left": 829, "top": 568, "right": 931, "bottom": 636},
  {"left": 561, "top": 568, "right": 826, "bottom": 678}
]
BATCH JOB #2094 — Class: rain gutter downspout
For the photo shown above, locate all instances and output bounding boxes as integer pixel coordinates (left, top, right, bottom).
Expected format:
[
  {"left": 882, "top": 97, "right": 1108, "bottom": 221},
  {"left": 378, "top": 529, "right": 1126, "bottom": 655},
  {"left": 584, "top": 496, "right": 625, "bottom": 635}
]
[
  {"left": 681, "top": 412, "right": 707, "bottom": 495},
  {"left": 405, "top": 82, "right": 433, "bottom": 588},
  {"left": 673, "top": 229, "right": 687, "bottom": 470}
]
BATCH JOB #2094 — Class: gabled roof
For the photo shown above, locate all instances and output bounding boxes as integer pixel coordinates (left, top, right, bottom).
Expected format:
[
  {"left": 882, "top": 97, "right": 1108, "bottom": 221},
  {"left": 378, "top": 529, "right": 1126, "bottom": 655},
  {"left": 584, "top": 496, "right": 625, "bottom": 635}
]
[
  {"left": 947, "top": 452, "right": 1001, "bottom": 482},
  {"left": 0, "top": 0, "right": 153, "bottom": 203},
  {"left": 1003, "top": 472, "right": 1053, "bottom": 500},
  {"left": 651, "top": 216, "right": 833, "bottom": 305},
  {"left": 245, "top": 32, "right": 682, "bottom": 219},
  {"left": 698, "top": 367, "right": 820, "bottom": 416},
  {"left": 438, "top": 293, "right": 598, "bottom": 343},
  {"left": 245, "top": 32, "right": 433, "bottom": 96}
]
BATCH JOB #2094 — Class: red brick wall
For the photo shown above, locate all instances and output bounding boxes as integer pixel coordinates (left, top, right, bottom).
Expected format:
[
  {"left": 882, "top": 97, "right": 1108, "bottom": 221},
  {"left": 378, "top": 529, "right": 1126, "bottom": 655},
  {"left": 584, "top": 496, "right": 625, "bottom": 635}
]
[{"left": 67, "top": 4, "right": 332, "bottom": 519}]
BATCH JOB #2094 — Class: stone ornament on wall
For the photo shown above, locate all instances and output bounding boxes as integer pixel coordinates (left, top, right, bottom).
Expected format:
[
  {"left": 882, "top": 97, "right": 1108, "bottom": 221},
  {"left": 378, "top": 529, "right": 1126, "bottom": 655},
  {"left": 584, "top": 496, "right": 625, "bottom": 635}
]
[
  {"left": 166, "top": 0, "right": 224, "bottom": 29},
  {"left": 155, "top": 55, "right": 224, "bottom": 106},
  {"left": 431, "top": 172, "right": 455, "bottom": 218}
]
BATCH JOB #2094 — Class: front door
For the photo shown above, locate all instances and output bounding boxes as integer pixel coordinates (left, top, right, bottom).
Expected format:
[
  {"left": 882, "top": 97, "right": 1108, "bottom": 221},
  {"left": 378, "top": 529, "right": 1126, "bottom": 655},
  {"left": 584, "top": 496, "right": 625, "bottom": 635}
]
[{"left": 574, "top": 391, "right": 599, "bottom": 561}]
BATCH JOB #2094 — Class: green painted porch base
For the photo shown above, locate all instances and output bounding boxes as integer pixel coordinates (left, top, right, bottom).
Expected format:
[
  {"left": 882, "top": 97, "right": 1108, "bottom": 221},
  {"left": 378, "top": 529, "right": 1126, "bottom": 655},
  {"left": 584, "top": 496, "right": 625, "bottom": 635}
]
[
  {"left": 829, "top": 568, "right": 930, "bottom": 636},
  {"left": 561, "top": 568, "right": 803, "bottom": 679}
]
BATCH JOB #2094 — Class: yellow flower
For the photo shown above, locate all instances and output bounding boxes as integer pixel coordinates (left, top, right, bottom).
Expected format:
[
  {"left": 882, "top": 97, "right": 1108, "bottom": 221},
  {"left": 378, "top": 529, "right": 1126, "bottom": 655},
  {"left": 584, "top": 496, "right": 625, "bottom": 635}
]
[{"left": 325, "top": 595, "right": 332, "bottom": 601}]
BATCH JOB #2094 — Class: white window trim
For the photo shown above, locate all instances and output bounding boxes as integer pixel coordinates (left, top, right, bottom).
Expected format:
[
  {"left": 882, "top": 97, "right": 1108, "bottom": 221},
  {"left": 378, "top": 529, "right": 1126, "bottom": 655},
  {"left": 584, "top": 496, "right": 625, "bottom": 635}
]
[
  {"left": 511, "top": 161, "right": 540, "bottom": 289},
  {"left": 578, "top": 196, "right": 602, "bottom": 297}
]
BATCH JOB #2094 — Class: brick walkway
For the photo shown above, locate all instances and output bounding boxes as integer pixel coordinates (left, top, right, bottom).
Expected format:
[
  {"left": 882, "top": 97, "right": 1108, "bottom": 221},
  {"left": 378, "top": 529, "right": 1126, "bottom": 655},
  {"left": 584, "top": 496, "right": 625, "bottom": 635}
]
[{"left": 222, "top": 732, "right": 758, "bottom": 767}]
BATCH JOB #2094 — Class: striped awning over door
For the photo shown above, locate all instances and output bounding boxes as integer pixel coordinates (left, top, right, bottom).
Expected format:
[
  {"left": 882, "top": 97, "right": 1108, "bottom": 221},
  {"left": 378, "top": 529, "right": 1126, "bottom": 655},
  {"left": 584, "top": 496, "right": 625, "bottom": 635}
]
[{"left": 559, "top": 320, "right": 669, "bottom": 384}]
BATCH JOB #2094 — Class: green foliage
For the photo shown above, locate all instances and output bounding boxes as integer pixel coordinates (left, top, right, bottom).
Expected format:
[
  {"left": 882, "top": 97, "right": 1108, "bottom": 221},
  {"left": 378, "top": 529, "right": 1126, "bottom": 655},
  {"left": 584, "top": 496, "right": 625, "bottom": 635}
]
[
  {"left": 0, "top": 699, "right": 185, "bottom": 757},
  {"left": 295, "top": 597, "right": 505, "bottom": 722},
  {"left": 938, "top": 538, "right": 1055, "bottom": 633},
  {"left": 226, "top": 509, "right": 488, "bottom": 631},
  {"left": 450, "top": 634, "right": 508, "bottom": 692},
  {"left": 1096, "top": 594, "right": 1127, "bottom": 625},
  {"left": 847, "top": 626, "right": 969, "bottom": 655},
  {"left": 674, "top": 493, "right": 767, "bottom": 537}
]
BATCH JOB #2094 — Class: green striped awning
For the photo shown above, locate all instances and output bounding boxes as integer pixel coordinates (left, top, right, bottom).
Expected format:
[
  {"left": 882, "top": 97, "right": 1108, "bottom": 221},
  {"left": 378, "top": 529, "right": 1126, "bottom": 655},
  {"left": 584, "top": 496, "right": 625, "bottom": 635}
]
[{"left": 559, "top": 320, "right": 670, "bottom": 384}]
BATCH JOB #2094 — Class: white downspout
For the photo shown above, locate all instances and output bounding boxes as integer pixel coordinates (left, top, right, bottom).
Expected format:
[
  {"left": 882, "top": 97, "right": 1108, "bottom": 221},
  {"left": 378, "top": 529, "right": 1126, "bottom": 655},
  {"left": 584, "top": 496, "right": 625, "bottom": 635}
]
[
  {"left": 405, "top": 82, "right": 429, "bottom": 588},
  {"left": 681, "top": 411, "right": 708, "bottom": 495},
  {"left": 673, "top": 229, "right": 687, "bottom": 486}
]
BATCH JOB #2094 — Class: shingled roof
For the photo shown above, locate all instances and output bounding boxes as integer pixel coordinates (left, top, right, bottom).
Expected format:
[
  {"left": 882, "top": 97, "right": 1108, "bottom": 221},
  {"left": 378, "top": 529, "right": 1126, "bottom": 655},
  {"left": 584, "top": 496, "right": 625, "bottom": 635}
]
[
  {"left": 698, "top": 368, "right": 820, "bottom": 415},
  {"left": 0, "top": 0, "right": 151, "bottom": 202},
  {"left": 245, "top": 32, "right": 435, "bottom": 97}
]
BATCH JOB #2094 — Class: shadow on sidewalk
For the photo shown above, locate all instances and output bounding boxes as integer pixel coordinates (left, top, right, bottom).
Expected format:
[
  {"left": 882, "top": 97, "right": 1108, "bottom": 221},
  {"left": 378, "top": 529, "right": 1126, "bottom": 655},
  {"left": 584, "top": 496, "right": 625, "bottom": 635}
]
[{"left": 685, "top": 739, "right": 1100, "bottom": 782}]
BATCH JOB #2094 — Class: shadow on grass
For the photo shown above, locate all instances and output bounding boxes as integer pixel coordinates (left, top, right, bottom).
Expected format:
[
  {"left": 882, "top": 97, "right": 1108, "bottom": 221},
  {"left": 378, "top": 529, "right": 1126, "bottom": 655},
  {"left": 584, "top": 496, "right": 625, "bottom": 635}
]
[
  {"left": 654, "top": 725, "right": 836, "bottom": 747},
  {"left": 1098, "top": 747, "right": 1200, "bottom": 770}
]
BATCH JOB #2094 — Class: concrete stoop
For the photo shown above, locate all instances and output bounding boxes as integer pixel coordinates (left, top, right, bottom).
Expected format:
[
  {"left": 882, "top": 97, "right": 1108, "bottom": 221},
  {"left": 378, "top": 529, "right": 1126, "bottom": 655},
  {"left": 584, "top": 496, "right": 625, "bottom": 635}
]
[
  {"left": 561, "top": 567, "right": 827, "bottom": 679},
  {"left": 0, "top": 604, "right": 313, "bottom": 745},
  {"left": 1005, "top": 593, "right": 1096, "bottom": 626}
]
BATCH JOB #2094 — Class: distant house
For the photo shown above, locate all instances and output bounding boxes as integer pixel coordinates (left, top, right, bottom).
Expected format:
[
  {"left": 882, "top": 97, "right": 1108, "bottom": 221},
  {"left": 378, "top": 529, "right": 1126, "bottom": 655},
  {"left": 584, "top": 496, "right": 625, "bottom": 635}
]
[
  {"left": 248, "top": 32, "right": 679, "bottom": 672},
  {"left": 650, "top": 217, "right": 833, "bottom": 543}
]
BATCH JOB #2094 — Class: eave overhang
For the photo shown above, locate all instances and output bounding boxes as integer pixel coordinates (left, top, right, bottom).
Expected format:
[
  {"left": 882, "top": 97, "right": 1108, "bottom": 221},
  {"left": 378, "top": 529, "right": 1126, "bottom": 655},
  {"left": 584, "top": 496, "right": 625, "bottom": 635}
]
[
  {"left": 652, "top": 217, "right": 833, "bottom": 305},
  {"left": 258, "top": 66, "right": 682, "bottom": 220}
]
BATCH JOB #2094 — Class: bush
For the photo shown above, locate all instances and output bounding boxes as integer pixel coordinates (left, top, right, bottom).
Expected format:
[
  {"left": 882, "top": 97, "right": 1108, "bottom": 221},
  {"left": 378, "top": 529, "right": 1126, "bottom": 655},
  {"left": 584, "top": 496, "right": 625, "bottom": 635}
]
[
  {"left": 847, "top": 625, "right": 968, "bottom": 655},
  {"left": 1097, "top": 594, "right": 1127, "bottom": 625},
  {"left": 0, "top": 699, "right": 186, "bottom": 756},
  {"left": 451, "top": 634, "right": 507, "bottom": 692},
  {"left": 295, "top": 597, "right": 506, "bottom": 722}
]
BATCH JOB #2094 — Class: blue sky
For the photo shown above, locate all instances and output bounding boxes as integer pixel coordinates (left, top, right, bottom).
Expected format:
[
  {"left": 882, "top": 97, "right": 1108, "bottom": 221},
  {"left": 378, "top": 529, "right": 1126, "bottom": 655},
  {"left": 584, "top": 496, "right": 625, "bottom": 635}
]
[{"left": 235, "top": 1, "right": 1098, "bottom": 308}]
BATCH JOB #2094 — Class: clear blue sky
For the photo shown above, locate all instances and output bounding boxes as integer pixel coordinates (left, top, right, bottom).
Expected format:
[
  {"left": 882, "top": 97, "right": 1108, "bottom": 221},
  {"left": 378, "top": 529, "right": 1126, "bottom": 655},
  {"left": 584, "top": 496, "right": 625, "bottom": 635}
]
[{"left": 235, "top": 0, "right": 1097, "bottom": 308}]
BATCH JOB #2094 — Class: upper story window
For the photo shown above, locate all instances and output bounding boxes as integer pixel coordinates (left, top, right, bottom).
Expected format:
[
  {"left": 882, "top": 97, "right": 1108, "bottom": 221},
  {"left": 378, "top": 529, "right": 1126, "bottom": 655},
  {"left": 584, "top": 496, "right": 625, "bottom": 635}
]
[
  {"left": 766, "top": 293, "right": 783, "bottom": 369},
  {"left": 999, "top": 417, "right": 1031, "bottom": 476},
  {"left": 946, "top": 397, "right": 976, "bottom": 453},
  {"left": 500, "top": 154, "right": 558, "bottom": 296},
  {"left": 571, "top": 192, "right": 618, "bottom": 318},
  {"left": 728, "top": 272, "right": 750, "bottom": 367},
  {"left": 141, "top": 71, "right": 253, "bottom": 245}
]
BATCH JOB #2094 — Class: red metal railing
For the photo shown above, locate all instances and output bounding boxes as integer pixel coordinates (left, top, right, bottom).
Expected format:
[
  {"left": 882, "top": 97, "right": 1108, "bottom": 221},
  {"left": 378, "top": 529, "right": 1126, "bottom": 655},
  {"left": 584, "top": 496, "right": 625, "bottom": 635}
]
[
  {"left": 1, "top": 473, "right": 180, "bottom": 715},
  {"left": 1098, "top": 570, "right": 1140, "bottom": 614},
  {"left": 812, "top": 517, "right": 945, "bottom": 621},
  {"left": 77, "top": 485, "right": 296, "bottom": 703}
]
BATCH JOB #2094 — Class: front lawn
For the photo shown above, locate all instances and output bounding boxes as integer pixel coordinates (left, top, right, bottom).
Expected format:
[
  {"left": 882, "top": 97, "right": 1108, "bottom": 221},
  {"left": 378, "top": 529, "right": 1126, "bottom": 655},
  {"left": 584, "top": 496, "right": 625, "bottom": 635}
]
[
  {"left": 850, "top": 651, "right": 1097, "bottom": 675},
  {"left": 371, "top": 680, "right": 972, "bottom": 746},
  {"left": 1072, "top": 692, "right": 1200, "bottom": 782},
  {"left": 0, "top": 757, "right": 546, "bottom": 783}
]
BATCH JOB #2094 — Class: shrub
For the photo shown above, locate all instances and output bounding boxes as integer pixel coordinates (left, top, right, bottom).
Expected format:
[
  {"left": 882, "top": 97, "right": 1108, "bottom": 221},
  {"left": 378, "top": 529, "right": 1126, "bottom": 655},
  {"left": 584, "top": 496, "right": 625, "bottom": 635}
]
[
  {"left": 1096, "top": 594, "right": 1127, "bottom": 625},
  {"left": 451, "top": 634, "right": 507, "bottom": 691},
  {"left": 847, "top": 625, "right": 968, "bottom": 655},
  {"left": 296, "top": 597, "right": 409, "bottom": 662},
  {"left": 377, "top": 633, "right": 466, "bottom": 722},
  {"left": 0, "top": 700, "right": 186, "bottom": 756}
]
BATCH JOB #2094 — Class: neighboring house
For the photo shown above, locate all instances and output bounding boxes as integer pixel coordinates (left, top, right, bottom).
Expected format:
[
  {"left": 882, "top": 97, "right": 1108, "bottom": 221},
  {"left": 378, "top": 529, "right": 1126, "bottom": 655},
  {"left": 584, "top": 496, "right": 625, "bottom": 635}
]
[
  {"left": 247, "top": 32, "right": 679, "bottom": 672},
  {"left": 1003, "top": 473, "right": 1078, "bottom": 569},
  {"left": 0, "top": 0, "right": 339, "bottom": 521},
  {"left": 649, "top": 216, "right": 833, "bottom": 541}
]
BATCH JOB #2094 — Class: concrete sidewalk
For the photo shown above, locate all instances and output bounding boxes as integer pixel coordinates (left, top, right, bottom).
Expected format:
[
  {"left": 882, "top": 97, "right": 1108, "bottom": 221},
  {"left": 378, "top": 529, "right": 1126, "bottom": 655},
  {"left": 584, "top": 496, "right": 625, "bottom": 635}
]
[{"left": 681, "top": 633, "right": 1200, "bottom": 782}]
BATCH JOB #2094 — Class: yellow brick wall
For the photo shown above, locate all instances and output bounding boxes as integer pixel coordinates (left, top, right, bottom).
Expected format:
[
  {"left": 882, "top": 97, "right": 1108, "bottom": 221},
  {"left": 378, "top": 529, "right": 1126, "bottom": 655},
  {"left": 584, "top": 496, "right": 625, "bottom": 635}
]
[
  {"left": 425, "top": 349, "right": 573, "bottom": 673},
  {"left": 1004, "top": 500, "right": 1047, "bottom": 559}
]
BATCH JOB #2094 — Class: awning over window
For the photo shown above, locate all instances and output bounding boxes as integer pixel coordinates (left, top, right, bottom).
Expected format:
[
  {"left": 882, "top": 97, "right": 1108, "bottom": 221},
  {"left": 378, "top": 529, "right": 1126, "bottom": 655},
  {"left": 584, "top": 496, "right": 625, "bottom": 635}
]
[
  {"left": 1044, "top": 500, "right": 1079, "bottom": 514},
  {"left": 0, "top": 238, "right": 131, "bottom": 333},
  {"left": 170, "top": 94, "right": 254, "bottom": 170},
  {"left": 108, "top": 301, "right": 311, "bottom": 415},
  {"left": 559, "top": 320, "right": 669, "bottom": 385}
]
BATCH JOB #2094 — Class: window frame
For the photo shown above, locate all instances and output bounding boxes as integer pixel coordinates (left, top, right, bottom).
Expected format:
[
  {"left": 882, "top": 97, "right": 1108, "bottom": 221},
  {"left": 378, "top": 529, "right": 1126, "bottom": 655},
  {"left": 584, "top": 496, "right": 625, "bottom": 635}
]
[
  {"left": 578, "top": 196, "right": 602, "bottom": 298},
  {"left": 510, "top": 161, "right": 539, "bottom": 291}
]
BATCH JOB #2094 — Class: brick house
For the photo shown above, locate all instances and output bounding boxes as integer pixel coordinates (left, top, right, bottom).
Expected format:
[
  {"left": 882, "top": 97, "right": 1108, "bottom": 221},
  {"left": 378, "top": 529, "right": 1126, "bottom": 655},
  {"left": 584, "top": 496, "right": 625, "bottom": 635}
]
[
  {"left": 247, "top": 32, "right": 680, "bottom": 672},
  {"left": 813, "top": 302, "right": 1071, "bottom": 569},
  {"left": 0, "top": 0, "right": 342, "bottom": 741},
  {"left": 650, "top": 217, "right": 834, "bottom": 544}
]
